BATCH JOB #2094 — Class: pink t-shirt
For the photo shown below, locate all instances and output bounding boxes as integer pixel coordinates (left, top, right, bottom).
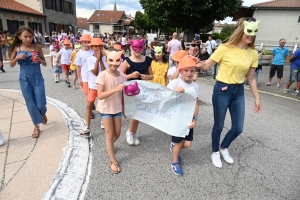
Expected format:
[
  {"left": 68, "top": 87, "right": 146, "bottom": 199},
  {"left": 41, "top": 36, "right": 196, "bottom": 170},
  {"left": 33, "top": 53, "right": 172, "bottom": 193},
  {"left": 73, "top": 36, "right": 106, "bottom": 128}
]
[
  {"left": 168, "top": 39, "right": 181, "bottom": 56},
  {"left": 96, "top": 70, "right": 127, "bottom": 114}
]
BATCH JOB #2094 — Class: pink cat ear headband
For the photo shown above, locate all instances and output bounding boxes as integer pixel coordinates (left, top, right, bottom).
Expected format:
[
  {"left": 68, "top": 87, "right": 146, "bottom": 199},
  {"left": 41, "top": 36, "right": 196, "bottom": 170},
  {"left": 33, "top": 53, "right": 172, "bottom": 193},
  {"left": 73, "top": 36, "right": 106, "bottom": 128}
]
[
  {"left": 124, "top": 81, "right": 140, "bottom": 96},
  {"left": 105, "top": 50, "right": 123, "bottom": 66},
  {"left": 130, "top": 39, "right": 144, "bottom": 52}
]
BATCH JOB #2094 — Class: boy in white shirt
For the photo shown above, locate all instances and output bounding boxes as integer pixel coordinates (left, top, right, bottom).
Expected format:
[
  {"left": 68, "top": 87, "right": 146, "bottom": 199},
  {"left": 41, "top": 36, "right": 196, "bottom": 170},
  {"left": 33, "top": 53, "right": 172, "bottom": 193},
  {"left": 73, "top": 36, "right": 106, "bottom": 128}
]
[
  {"left": 167, "top": 50, "right": 187, "bottom": 82},
  {"left": 81, "top": 38, "right": 105, "bottom": 135},
  {"left": 167, "top": 56, "right": 199, "bottom": 176},
  {"left": 58, "top": 39, "right": 73, "bottom": 87}
]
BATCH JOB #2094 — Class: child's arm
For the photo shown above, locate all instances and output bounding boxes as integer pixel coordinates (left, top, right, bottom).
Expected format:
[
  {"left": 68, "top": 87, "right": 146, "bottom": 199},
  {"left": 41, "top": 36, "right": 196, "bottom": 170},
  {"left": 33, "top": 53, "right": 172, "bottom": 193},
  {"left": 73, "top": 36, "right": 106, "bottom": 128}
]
[
  {"left": 10, "top": 47, "right": 26, "bottom": 68},
  {"left": 165, "top": 72, "right": 169, "bottom": 85},
  {"left": 140, "top": 65, "right": 154, "bottom": 80},
  {"left": 97, "top": 83, "right": 125, "bottom": 100},
  {"left": 120, "top": 60, "right": 140, "bottom": 79},
  {"left": 170, "top": 68, "right": 180, "bottom": 80},
  {"left": 121, "top": 92, "right": 126, "bottom": 118},
  {"left": 69, "top": 52, "right": 73, "bottom": 65},
  {"left": 50, "top": 55, "right": 53, "bottom": 67},
  {"left": 36, "top": 44, "right": 47, "bottom": 67},
  {"left": 188, "top": 98, "right": 199, "bottom": 129}
]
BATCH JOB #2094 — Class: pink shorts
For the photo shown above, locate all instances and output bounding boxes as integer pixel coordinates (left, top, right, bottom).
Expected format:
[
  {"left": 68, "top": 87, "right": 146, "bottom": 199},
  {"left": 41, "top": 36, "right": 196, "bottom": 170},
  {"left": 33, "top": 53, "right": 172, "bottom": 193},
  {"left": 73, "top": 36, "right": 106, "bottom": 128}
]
[{"left": 88, "top": 88, "right": 97, "bottom": 102}]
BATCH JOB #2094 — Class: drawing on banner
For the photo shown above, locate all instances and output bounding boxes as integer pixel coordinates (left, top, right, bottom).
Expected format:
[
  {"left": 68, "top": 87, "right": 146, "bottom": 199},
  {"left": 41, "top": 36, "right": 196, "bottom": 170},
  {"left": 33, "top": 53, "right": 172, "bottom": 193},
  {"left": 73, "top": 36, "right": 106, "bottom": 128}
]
[{"left": 124, "top": 80, "right": 197, "bottom": 138}]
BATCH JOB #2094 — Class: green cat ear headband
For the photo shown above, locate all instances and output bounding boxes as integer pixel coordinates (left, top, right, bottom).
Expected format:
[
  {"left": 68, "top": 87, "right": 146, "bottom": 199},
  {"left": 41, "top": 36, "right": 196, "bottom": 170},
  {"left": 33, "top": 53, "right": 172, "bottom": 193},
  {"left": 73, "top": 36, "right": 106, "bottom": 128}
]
[{"left": 244, "top": 21, "right": 260, "bottom": 36}]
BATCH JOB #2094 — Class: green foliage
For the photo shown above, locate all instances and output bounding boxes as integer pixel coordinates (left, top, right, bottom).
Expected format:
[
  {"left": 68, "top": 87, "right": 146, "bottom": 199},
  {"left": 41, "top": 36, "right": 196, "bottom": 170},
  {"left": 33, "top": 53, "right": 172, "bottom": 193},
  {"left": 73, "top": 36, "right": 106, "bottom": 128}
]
[
  {"left": 139, "top": 0, "right": 243, "bottom": 31},
  {"left": 212, "top": 32, "right": 228, "bottom": 42},
  {"left": 220, "top": 24, "right": 236, "bottom": 36},
  {"left": 134, "top": 11, "right": 149, "bottom": 31},
  {"left": 262, "top": 47, "right": 273, "bottom": 55}
]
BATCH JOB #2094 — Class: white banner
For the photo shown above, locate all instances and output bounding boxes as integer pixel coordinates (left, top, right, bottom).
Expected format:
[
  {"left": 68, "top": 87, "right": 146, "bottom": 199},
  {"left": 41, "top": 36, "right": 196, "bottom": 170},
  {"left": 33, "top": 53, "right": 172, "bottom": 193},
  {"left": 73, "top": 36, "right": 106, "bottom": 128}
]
[{"left": 124, "top": 80, "right": 197, "bottom": 138}]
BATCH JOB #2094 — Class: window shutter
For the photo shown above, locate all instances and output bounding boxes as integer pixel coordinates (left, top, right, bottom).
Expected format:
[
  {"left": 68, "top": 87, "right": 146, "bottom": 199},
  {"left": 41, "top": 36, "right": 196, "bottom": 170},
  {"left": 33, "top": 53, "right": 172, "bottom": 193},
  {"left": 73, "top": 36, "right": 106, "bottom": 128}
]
[{"left": 55, "top": 0, "right": 60, "bottom": 11}]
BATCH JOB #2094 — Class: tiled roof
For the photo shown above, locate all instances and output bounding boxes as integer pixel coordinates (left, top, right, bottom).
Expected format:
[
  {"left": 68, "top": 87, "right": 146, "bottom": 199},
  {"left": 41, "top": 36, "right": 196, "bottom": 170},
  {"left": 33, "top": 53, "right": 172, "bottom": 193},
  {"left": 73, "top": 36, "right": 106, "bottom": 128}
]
[
  {"left": 87, "top": 10, "right": 125, "bottom": 23},
  {"left": 77, "top": 18, "right": 89, "bottom": 29},
  {"left": 0, "top": 0, "right": 45, "bottom": 16},
  {"left": 252, "top": 0, "right": 300, "bottom": 8}
]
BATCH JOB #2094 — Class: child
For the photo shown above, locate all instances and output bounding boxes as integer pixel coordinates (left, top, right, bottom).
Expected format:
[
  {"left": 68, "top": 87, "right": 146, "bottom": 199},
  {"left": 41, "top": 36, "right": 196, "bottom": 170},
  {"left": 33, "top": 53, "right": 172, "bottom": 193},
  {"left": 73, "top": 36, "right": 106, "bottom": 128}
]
[
  {"left": 58, "top": 39, "right": 73, "bottom": 87},
  {"left": 120, "top": 39, "right": 153, "bottom": 145},
  {"left": 69, "top": 44, "right": 80, "bottom": 89},
  {"left": 96, "top": 50, "right": 126, "bottom": 174},
  {"left": 74, "top": 34, "right": 94, "bottom": 120},
  {"left": 150, "top": 45, "right": 169, "bottom": 86},
  {"left": 9, "top": 26, "right": 47, "bottom": 138},
  {"left": 80, "top": 38, "right": 105, "bottom": 135},
  {"left": 49, "top": 40, "right": 56, "bottom": 52},
  {"left": 50, "top": 45, "right": 62, "bottom": 83},
  {"left": 167, "top": 56, "right": 199, "bottom": 176},
  {"left": 167, "top": 50, "right": 187, "bottom": 82}
]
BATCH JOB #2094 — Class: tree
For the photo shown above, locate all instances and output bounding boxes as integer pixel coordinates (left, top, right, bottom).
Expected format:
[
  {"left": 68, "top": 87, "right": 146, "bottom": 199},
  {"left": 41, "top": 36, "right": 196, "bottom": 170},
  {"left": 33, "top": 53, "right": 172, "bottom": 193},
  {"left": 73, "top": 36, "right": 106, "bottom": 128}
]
[
  {"left": 220, "top": 24, "right": 236, "bottom": 36},
  {"left": 134, "top": 11, "right": 149, "bottom": 32},
  {"left": 139, "top": 0, "right": 243, "bottom": 35}
]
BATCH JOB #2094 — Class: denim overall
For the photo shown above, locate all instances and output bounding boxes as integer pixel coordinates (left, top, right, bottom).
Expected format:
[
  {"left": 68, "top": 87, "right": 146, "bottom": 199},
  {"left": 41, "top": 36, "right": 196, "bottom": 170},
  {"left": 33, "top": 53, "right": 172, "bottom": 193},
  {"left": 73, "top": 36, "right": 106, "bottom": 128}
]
[{"left": 17, "top": 44, "right": 47, "bottom": 125}]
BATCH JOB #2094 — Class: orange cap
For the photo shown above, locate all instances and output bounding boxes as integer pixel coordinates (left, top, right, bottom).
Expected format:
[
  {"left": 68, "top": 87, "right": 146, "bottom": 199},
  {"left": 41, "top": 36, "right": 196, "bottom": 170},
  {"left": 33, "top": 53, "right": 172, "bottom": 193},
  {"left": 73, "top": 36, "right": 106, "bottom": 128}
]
[
  {"left": 178, "top": 56, "right": 197, "bottom": 70},
  {"left": 80, "top": 34, "right": 91, "bottom": 41},
  {"left": 90, "top": 38, "right": 103, "bottom": 46},
  {"left": 113, "top": 44, "right": 122, "bottom": 51},
  {"left": 63, "top": 39, "right": 71, "bottom": 45},
  {"left": 172, "top": 50, "right": 188, "bottom": 62}
]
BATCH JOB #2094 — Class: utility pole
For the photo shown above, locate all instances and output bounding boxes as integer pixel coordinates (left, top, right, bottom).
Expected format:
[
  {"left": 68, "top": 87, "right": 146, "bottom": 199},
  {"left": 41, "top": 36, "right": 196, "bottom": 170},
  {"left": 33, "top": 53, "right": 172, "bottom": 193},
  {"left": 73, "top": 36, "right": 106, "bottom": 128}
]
[{"left": 99, "top": 0, "right": 101, "bottom": 36}]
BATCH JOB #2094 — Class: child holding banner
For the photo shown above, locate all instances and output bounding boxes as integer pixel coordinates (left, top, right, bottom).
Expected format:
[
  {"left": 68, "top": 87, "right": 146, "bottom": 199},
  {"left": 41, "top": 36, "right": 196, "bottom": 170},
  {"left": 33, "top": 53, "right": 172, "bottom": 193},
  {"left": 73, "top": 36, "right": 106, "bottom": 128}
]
[
  {"left": 96, "top": 50, "right": 126, "bottom": 174},
  {"left": 120, "top": 39, "right": 153, "bottom": 145},
  {"left": 167, "top": 56, "right": 199, "bottom": 176}
]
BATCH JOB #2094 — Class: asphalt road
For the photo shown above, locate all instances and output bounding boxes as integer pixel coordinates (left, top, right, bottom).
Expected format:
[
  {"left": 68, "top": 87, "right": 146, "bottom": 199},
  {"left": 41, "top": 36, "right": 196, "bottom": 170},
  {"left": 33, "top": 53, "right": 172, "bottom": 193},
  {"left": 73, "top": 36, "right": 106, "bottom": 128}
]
[{"left": 0, "top": 57, "right": 299, "bottom": 200}]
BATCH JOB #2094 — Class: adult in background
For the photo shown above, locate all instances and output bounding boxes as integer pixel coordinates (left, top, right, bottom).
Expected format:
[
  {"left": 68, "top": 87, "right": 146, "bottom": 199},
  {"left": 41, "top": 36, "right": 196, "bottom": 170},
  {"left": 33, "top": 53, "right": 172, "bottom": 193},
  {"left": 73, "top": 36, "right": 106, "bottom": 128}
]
[
  {"left": 205, "top": 35, "right": 217, "bottom": 55},
  {"left": 198, "top": 18, "right": 261, "bottom": 168},
  {"left": 34, "top": 29, "right": 43, "bottom": 44},
  {"left": 283, "top": 48, "right": 300, "bottom": 96},
  {"left": 167, "top": 32, "right": 182, "bottom": 68},
  {"left": 265, "top": 38, "right": 289, "bottom": 89},
  {"left": 149, "top": 37, "right": 159, "bottom": 57},
  {"left": 180, "top": 37, "right": 185, "bottom": 50},
  {"left": 44, "top": 33, "right": 51, "bottom": 50}
]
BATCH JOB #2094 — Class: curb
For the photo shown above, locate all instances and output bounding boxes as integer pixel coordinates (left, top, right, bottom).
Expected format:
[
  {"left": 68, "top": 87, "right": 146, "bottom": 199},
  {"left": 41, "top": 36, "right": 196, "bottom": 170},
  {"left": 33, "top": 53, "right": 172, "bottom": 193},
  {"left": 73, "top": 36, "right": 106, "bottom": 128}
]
[{"left": 0, "top": 89, "right": 91, "bottom": 200}]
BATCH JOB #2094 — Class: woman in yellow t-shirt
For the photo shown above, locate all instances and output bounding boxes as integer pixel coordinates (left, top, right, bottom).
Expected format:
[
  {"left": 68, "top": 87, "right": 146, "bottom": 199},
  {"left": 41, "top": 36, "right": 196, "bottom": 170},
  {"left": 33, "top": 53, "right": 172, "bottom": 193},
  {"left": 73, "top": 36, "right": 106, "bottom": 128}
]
[
  {"left": 150, "top": 45, "right": 169, "bottom": 86},
  {"left": 199, "top": 18, "right": 262, "bottom": 168}
]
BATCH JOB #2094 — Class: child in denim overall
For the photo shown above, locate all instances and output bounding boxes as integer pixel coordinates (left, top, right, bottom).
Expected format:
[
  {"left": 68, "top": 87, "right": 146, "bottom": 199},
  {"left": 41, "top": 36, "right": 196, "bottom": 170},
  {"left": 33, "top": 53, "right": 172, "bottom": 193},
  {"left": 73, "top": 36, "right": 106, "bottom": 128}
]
[{"left": 9, "top": 26, "right": 47, "bottom": 138}]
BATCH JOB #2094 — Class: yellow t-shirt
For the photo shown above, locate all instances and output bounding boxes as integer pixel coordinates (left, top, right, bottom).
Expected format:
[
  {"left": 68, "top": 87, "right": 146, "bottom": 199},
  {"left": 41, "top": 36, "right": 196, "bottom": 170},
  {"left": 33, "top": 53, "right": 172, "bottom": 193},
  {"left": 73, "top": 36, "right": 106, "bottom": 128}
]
[
  {"left": 210, "top": 44, "right": 258, "bottom": 84},
  {"left": 70, "top": 50, "right": 77, "bottom": 70},
  {"left": 150, "top": 60, "right": 169, "bottom": 86}
]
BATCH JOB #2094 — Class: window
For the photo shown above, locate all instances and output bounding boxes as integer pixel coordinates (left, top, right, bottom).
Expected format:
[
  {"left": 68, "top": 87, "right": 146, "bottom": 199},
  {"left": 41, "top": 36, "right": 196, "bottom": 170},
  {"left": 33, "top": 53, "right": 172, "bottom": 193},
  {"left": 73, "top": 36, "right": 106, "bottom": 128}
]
[
  {"left": 45, "top": 0, "right": 55, "bottom": 10},
  {"left": 94, "top": 25, "right": 99, "bottom": 29},
  {"left": 68, "top": 2, "right": 73, "bottom": 14}
]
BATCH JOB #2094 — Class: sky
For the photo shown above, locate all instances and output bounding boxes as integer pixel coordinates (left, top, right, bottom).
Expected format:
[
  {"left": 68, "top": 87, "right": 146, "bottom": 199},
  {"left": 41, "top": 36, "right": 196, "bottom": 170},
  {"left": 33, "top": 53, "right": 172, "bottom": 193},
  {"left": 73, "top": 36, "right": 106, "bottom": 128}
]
[{"left": 76, "top": 0, "right": 267, "bottom": 21}]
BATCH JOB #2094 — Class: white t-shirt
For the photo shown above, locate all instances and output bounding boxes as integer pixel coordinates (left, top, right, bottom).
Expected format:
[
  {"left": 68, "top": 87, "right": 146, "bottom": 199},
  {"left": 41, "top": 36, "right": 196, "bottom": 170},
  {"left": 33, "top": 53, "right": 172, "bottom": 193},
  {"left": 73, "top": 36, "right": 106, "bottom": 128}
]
[
  {"left": 49, "top": 45, "right": 54, "bottom": 52},
  {"left": 50, "top": 51, "right": 60, "bottom": 66},
  {"left": 167, "top": 78, "right": 199, "bottom": 98},
  {"left": 87, "top": 56, "right": 102, "bottom": 90},
  {"left": 58, "top": 48, "right": 72, "bottom": 65},
  {"left": 74, "top": 49, "right": 94, "bottom": 82},
  {"left": 121, "top": 37, "right": 126, "bottom": 45},
  {"left": 168, "top": 39, "right": 181, "bottom": 56},
  {"left": 167, "top": 67, "right": 181, "bottom": 82},
  {"left": 205, "top": 40, "right": 217, "bottom": 55}
]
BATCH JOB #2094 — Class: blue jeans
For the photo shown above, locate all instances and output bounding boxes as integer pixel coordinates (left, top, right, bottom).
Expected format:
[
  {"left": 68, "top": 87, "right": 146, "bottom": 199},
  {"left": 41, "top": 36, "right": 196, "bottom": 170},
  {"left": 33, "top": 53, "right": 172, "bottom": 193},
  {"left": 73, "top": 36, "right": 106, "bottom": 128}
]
[{"left": 212, "top": 81, "right": 245, "bottom": 152}]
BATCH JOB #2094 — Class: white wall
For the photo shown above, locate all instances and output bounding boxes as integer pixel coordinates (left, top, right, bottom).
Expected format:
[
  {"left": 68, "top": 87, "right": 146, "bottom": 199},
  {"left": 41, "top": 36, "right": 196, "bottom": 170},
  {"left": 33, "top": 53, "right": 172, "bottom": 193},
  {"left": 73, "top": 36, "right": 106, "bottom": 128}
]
[
  {"left": 254, "top": 9, "right": 300, "bottom": 45},
  {"left": 89, "top": 24, "right": 94, "bottom": 33},
  {"left": 15, "top": 0, "right": 43, "bottom": 13},
  {"left": 100, "top": 24, "right": 113, "bottom": 34}
]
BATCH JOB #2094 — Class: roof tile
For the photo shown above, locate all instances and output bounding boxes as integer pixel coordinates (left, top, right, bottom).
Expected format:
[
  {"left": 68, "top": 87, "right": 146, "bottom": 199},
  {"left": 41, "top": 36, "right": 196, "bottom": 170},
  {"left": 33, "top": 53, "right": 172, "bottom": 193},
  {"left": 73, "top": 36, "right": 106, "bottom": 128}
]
[
  {"left": 0, "top": 0, "right": 45, "bottom": 16},
  {"left": 77, "top": 17, "right": 89, "bottom": 29},
  {"left": 252, "top": 0, "right": 300, "bottom": 8},
  {"left": 87, "top": 10, "right": 125, "bottom": 23}
]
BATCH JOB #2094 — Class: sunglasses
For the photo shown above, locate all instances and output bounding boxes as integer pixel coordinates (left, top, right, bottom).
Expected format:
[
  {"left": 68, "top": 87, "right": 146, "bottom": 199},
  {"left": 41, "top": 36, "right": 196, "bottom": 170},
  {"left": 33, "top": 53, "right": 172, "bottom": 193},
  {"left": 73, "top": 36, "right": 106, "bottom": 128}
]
[{"left": 243, "top": 17, "right": 256, "bottom": 22}]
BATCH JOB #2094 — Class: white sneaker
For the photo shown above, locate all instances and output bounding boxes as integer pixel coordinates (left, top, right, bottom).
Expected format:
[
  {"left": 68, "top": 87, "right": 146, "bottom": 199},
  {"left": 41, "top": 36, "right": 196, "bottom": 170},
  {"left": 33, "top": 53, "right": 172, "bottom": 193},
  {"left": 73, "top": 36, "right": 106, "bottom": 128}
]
[
  {"left": 283, "top": 89, "right": 289, "bottom": 94},
  {"left": 126, "top": 130, "right": 134, "bottom": 145},
  {"left": 220, "top": 148, "right": 234, "bottom": 164},
  {"left": 211, "top": 152, "right": 222, "bottom": 168},
  {"left": 133, "top": 134, "right": 140, "bottom": 145},
  {"left": 0, "top": 131, "right": 5, "bottom": 146},
  {"left": 101, "top": 121, "right": 104, "bottom": 129}
]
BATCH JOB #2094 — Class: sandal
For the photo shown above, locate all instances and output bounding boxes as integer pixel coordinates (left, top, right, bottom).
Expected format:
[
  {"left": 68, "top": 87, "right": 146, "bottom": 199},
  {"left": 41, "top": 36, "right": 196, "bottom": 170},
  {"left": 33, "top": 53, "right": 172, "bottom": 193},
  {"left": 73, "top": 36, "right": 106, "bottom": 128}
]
[
  {"left": 32, "top": 126, "right": 40, "bottom": 138},
  {"left": 42, "top": 115, "right": 47, "bottom": 125},
  {"left": 73, "top": 85, "right": 76, "bottom": 90},
  {"left": 110, "top": 161, "right": 120, "bottom": 174}
]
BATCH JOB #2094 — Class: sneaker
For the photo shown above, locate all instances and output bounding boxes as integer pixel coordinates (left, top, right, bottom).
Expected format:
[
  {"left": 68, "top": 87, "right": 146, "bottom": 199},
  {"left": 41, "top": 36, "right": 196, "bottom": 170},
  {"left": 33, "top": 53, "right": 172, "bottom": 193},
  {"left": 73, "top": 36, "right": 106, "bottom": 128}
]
[
  {"left": 80, "top": 127, "right": 90, "bottom": 135},
  {"left": 292, "top": 90, "right": 299, "bottom": 96},
  {"left": 283, "top": 88, "right": 289, "bottom": 94},
  {"left": 133, "top": 134, "right": 140, "bottom": 145},
  {"left": 211, "top": 151, "right": 222, "bottom": 168},
  {"left": 67, "top": 82, "right": 71, "bottom": 87},
  {"left": 171, "top": 162, "right": 183, "bottom": 176},
  {"left": 220, "top": 148, "right": 234, "bottom": 164},
  {"left": 126, "top": 130, "right": 134, "bottom": 145},
  {"left": 276, "top": 84, "right": 280, "bottom": 89},
  {"left": 170, "top": 142, "right": 175, "bottom": 152},
  {"left": 0, "top": 131, "right": 4, "bottom": 146},
  {"left": 0, "top": 67, "right": 5, "bottom": 73},
  {"left": 55, "top": 79, "right": 58, "bottom": 83},
  {"left": 265, "top": 82, "right": 271, "bottom": 86}
]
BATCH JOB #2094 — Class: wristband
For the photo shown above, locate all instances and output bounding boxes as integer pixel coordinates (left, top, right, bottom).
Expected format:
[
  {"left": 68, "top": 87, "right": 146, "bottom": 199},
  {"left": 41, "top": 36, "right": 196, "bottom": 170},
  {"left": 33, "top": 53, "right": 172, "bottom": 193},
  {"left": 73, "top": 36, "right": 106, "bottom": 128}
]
[{"left": 193, "top": 116, "right": 198, "bottom": 121}]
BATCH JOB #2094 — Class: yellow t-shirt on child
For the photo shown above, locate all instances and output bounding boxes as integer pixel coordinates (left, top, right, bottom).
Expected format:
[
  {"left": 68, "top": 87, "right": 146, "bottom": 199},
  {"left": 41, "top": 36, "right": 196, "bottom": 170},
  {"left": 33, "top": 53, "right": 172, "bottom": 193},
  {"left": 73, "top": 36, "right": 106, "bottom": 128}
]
[
  {"left": 150, "top": 60, "right": 169, "bottom": 86},
  {"left": 70, "top": 50, "right": 77, "bottom": 70},
  {"left": 210, "top": 44, "right": 258, "bottom": 84}
]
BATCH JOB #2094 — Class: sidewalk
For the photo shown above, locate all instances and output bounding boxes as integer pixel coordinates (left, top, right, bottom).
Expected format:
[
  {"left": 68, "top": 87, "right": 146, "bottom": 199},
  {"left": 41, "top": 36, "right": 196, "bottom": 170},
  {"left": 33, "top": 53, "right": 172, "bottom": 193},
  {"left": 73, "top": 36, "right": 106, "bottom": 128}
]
[{"left": 0, "top": 90, "right": 68, "bottom": 200}]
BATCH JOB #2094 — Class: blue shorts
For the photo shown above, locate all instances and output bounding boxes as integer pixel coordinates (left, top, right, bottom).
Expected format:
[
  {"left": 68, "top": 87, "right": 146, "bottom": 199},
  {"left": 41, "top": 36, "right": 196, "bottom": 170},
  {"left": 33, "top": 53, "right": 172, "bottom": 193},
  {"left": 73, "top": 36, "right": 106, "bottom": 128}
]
[
  {"left": 289, "top": 67, "right": 300, "bottom": 82},
  {"left": 52, "top": 65, "right": 62, "bottom": 74},
  {"left": 172, "top": 128, "right": 194, "bottom": 143},
  {"left": 100, "top": 112, "right": 122, "bottom": 119}
]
